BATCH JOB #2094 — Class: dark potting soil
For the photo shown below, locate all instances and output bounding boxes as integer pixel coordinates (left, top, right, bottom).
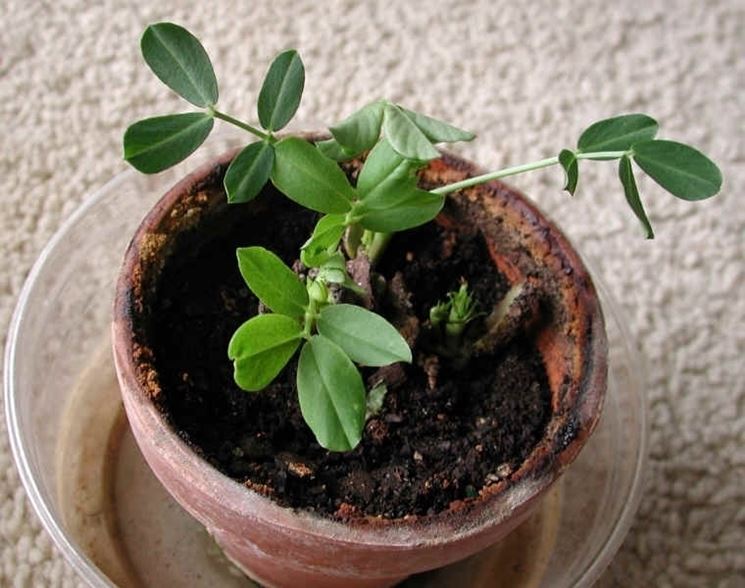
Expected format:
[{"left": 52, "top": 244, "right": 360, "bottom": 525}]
[{"left": 147, "top": 182, "right": 551, "bottom": 520}]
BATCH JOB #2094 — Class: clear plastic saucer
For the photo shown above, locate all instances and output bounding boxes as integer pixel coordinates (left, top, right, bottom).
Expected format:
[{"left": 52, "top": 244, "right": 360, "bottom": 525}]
[{"left": 4, "top": 133, "right": 647, "bottom": 587}]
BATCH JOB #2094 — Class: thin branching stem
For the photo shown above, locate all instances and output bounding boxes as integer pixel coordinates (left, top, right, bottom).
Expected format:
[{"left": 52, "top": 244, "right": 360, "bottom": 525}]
[
  {"left": 430, "top": 150, "right": 628, "bottom": 195},
  {"left": 211, "top": 109, "right": 272, "bottom": 142}
]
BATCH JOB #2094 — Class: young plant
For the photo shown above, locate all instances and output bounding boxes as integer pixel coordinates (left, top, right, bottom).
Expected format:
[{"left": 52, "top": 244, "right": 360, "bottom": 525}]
[
  {"left": 227, "top": 246, "right": 410, "bottom": 451},
  {"left": 124, "top": 22, "right": 723, "bottom": 451},
  {"left": 430, "top": 282, "right": 480, "bottom": 351}
]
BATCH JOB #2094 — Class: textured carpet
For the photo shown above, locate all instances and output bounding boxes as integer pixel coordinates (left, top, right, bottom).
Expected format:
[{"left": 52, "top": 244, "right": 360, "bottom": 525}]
[{"left": 1, "top": 0, "right": 743, "bottom": 586}]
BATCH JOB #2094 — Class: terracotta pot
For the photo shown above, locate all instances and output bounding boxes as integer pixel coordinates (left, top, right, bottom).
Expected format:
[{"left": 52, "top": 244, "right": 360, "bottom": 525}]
[{"left": 112, "top": 144, "right": 607, "bottom": 588}]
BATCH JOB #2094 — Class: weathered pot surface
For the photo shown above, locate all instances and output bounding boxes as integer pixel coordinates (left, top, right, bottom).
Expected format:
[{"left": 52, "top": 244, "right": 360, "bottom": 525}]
[{"left": 112, "top": 142, "right": 607, "bottom": 588}]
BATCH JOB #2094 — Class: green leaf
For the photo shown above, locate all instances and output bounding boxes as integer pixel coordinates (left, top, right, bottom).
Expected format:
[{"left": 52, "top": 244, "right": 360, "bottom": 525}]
[
  {"left": 257, "top": 49, "right": 305, "bottom": 132},
  {"left": 317, "top": 304, "right": 412, "bottom": 366},
  {"left": 558, "top": 149, "right": 578, "bottom": 196},
  {"left": 140, "top": 23, "right": 218, "bottom": 108},
  {"left": 448, "top": 282, "right": 478, "bottom": 324},
  {"left": 311, "top": 251, "right": 364, "bottom": 294},
  {"left": 236, "top": 246, "right": 309, "bottom": 318},
  {"left": 228, "top": 314, "right": 303, "bottom": 391},
  {"left": 383, "top": 103, "right": 440, "bottom": 161},
  {"left": 272, "top": 137, "right": 355, "bottom": 213},
  {"left": 330, "top": 101, "right": 385, "bottom": 154},
  {"left": 123, "top": 112, "right": 214, "bottom": 173},
  {"left": 577, "top": 114, "right": 658, "bottom": 153},
  {"left": 316, "top": 138, "right": 355, "bottom": 161},
  {"left": 430, "top": 299, "right": 450, "bottom": 327},
  {"left": 402, "top": 108, "right": 475, "bottom": 143},
  {"left": 365, "top": 382, "right": 388, "bottom": 420},
  {"left": 297, "top": 336, "right": 366, "bottom": 451},
  {"left": 224, "top": 141, "right": 274, "bottom": 204},
  {"left": 300, "top": 214, "right": 346, "bottom": 267},
  {"left": 359, "top": 186, "right": 445, "bottom": 232},
  {"left": 618, "top": 155, "right": 654, "bottom": 239},
  {"left": 357, "top": 138, "right": 419, "bottom": 197},
  {"left": 632, "top": 140, "right": 722, "bottom": 201},
  {"left": 355, "top": 138, "right": 442, "bottom": 230},
  {"left": 316, "top": 252, "right": 348, "bottom": 284}
]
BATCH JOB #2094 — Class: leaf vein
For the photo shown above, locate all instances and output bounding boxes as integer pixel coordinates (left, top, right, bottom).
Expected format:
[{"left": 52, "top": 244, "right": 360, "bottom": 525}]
[{"left": 151, "top": 27, "right": 212, "bottom": 106}]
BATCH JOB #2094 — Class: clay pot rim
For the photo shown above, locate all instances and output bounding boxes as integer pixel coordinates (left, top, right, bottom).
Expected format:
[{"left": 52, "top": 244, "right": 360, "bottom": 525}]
[{"left": 112, "top": 140, "right": 607, "bottom": 547}]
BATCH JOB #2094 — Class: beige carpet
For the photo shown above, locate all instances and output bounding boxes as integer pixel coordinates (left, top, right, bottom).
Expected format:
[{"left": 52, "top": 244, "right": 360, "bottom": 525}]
[{"left": 1, "top": 0, "right": 743, "bottom": 585}]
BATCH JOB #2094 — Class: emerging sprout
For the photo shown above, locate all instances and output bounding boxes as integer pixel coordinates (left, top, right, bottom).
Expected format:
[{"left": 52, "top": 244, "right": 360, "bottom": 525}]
[{"left": 430, "top": 282, "right": 479, "bottom": 339}]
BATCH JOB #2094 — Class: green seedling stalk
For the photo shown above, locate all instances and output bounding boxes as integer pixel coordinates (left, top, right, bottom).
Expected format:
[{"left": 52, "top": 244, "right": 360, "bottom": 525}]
[
  {"left": 430, "top": 151, "right": 628, "bottom": 196},
  {"left": 365, "top": 232, "right": 393, "bottom": 264},
  {"left": 303, "top": 279, "right": 328, "bottom": 338},
  {"left": 428, "top": 283, "right": 479, "bottom": 357},
  {"left": 344, "top": 223, "right": 364, "bottom": 258},
  {"left": 209, "top": 108, "right": 273, "bottom": 142},
  {"left": 445, "top": 320, "right": 467, "bottom": 339}
]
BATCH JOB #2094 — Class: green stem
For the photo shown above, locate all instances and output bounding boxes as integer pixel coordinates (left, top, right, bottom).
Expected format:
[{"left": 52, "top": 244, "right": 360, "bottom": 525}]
[
  {"left": 430, "top": 150, "right": 627, "bottom": 195},
  {"left": 366, "top": 232, "right": 392, "bottom": 264},
  {"left": 211, "top": 109, "right": 272, "bottom": 142},
  {"left": 303, "top": 297, "right": 319, "bottom": 339},
  {"left": 576, "top": 150, "right": 629, "bottom": 160},
  {"left": 344, "top": 223, "right": 364, "bottom": 258}
]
